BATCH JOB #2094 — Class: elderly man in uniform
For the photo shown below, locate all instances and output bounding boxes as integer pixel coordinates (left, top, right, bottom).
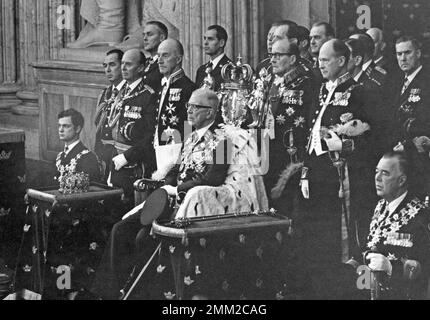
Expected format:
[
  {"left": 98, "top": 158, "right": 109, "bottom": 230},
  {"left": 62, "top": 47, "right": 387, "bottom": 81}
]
[
  {"left": 263, "top": 39, "right": 313, "bottom": 217},
  {"left": 95, "top": 49, "right": 126, "bottom": 182},
  {"left": 299, "top": 39, "right": 372, "bottom": 298},
  {"left": 108, "top": 49, "right": 158, "bottom": 209},
  {"left": 195, "top": 25, "right": 232, "bottom": 91},
  {"left": 152, "top": 39, "right": 196, "bottom": 176}
]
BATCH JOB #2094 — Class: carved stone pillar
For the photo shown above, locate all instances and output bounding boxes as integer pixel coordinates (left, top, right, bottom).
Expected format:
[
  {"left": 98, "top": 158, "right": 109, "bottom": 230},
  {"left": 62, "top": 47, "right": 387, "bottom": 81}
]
[
  {"left": 12, "top": 0, "right": 52, "bottom": 116},
  {"left": 0, "top": 0, "right": 21, "bottom": 112}
]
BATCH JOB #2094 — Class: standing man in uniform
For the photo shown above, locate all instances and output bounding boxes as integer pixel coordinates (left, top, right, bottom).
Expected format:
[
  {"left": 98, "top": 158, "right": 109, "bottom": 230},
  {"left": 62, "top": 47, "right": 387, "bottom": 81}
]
[
  {"left": 300, "top": 39, "right": 371, "bottom": 298},
  {"left": 109, "top": 49, "right": 158, "bottom": 209},
  {"left": 141, "top": 21, "right": 169, "bottom": 92},
  {"left": 264, "top": 40, "right": 313, "bottom": 216},
  {"left": 195, "top": 25, "right": 232, "bottom": 91},
  {"left": 95, "top": 49, "right": 126, "bottom": 183}
]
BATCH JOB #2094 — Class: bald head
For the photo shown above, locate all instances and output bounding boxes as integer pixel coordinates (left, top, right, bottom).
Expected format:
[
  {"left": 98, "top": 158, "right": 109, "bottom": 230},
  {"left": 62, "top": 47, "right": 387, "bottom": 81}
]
[
  {"left": 187, "top": 89, "right": 219, "bottom": 129},
  {"left": 122, "top": 49, "right": 146, "bottom": 83},
  {"left": 319, "top": 39, "right": 350, "bottom": 81},
  {"left": 367, "top": 28, "right": 386, "bottom": 60},
  {"left": 158, "top": 39, "right": 184, "bottom": 77}
]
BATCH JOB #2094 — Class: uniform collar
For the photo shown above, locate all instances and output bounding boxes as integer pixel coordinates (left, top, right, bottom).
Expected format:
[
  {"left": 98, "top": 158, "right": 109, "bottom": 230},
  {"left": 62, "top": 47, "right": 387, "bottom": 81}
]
[
  {"left": 362, "top": 60, "right": 372, "bottom": 72},
  {"left": 195, "top": 121, "right": 215, "bottom": 141},
  {"left": 326, "top": 72, "right": 351, "bottom": 91},
  {"left": 374, "top": 56, "right": 383, "bottom": 64},
  {"left": 162, "top": 68, "right": 185, "bottom": 87},
  {"left": 126, "top": 78, "right": 142, "bottom": 92},
  {"left": 353, "top": 70, "right": 364, "bottom": 82},
  {"left": 114, "top": 80, "right": 126, "bottom": 91},
  {"left": 387, "top": 191, "right": 408, "bottom": 215}
]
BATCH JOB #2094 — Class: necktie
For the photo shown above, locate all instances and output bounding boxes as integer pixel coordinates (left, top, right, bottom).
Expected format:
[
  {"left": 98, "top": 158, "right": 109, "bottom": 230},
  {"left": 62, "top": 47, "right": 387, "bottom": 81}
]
[
  {"left": 112, "top": 87, "right": 119, "bottom": 98},
  {"left": 325, "top": 81, "right": 337, "bottom": 92},
  {"left": 64, "top": 145, "right": 69, "bottom": 154},
  {"left": 401, "top": 76, "right": 410, "bottom": 95},
  {"left": 123, "top": 85, "right": 131, "bottom": 97},
  {"left": 207, "top": 61, "right": 214, "bottom": 71}
]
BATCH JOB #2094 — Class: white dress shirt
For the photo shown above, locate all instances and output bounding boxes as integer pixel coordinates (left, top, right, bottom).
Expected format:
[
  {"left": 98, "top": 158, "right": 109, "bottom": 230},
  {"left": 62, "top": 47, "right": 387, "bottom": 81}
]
[
  {"left": 64, "top": 140, "right": 80, "bottom": 157},
  {"left": 387, "top": 191, "right": 408, "bottom": 215}
]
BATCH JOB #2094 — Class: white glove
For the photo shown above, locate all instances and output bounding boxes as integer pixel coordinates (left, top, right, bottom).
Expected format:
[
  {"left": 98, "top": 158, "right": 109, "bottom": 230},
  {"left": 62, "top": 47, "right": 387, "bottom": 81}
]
[
  {"left": 367, "top": 253, "right": 393, "bottom": 276},
  {"left": 161, "top": 185, "right": 178, "bottom": 197},
  {"left": 301, "top": 179, "right": 309, "bottom": 199},
  {"left": 324, "top": 130, "right": 343, "bottom": 152},
  {"left": 112, "top": 154, "right": 128, "bottom": 171}
]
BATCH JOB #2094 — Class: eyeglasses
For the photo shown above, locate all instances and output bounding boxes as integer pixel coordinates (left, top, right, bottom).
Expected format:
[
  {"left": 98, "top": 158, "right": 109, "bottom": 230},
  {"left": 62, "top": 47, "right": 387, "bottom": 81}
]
[
  {"left": 186, "top": 103, "right": 212, "bottom": 112},
  {"left": 269, "top": 52, "right": 292, "bottom": 60}
]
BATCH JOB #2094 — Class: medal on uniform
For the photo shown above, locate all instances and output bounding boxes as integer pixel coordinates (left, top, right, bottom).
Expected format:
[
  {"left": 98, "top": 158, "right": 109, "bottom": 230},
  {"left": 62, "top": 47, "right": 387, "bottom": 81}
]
[{"left": 169, "top": 89, "right": 182, "bottom": 102}]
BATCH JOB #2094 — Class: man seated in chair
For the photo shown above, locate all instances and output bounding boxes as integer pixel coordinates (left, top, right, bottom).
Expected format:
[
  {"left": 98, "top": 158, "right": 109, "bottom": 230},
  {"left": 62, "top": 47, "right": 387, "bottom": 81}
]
[
  {"left": 349, "top": 151, "right": 430, "bottom": 299},
  {"left": 91, "top": 88, "right": 230, "bottom": 299}
]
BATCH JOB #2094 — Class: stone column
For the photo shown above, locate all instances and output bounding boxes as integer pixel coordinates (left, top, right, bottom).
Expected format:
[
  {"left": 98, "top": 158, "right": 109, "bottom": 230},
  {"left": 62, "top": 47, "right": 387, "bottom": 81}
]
[
  {"left": 12, "top": 0, "right": 55, "bottom": 116},
  {"left": 0, "top": 0, "right": 21, "bottom": 112}
]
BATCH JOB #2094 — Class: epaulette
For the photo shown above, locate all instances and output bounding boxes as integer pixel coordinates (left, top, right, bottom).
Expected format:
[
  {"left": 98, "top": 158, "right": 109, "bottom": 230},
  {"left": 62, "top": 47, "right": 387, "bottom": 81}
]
[
  {"left": 368, "top": 76, "right": 382, "bottom": 87},
  {"left": 374, "top": 65, "right": 387, "bottom": 75},
  {"left": 144, "top": 84, "right": 155, "bottom": 95}
]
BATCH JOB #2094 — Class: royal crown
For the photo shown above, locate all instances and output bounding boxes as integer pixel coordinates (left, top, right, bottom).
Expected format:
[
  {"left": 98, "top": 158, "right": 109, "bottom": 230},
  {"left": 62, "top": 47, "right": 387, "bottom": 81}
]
[{"left": 221, "top": 56, "right": 253, "bottom": 90}]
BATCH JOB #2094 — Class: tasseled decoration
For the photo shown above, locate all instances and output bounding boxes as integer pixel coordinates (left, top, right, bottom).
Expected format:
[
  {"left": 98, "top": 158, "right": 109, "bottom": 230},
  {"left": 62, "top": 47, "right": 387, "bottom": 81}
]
[{"left": 271, "top": 162, "right": 304, "bottom": 200}]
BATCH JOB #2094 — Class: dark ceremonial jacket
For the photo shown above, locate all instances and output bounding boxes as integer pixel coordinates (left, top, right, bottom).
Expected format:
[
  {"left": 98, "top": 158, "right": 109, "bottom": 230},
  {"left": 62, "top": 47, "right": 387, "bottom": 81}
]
[
  {"left": 112, "top": 80, "right": 158, "bottom": 173},
  {"left": 55, "top": 142, "right": 101, "bottom": 183},
  {"left": 389, "top": 66, "right": 430, "bottom": 145},
  {"left": 363, "top": 61, "right": 387, "bottom": 89},
  {"left": 142, "top": 56, "right": 163, "bottom": 93},
  {"left": 265, "top": 65, "right": 314, "bottom": 192},
  {"left": 365, "top": 193, "right": 430, "bottom": 298},
  {"left": 195, "top": 54, "right": 232, "bottom": 91},
  {"left": 164, "top": 123, "right": 230, "bottom": 195},
  {"left": 94, "top": 84, "right": 120, "bottom": 148},
  {"left": 311, "top": 57, "right": 324, "bottom": 85},
  {"left": 155, "top": 70, "right": 196, "bottom": 147}
]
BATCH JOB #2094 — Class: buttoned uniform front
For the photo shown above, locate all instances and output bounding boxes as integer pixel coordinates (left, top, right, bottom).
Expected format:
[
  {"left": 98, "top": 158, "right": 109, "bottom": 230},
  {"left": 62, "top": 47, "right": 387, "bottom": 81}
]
[
  {"left": 142, "top": 55, "right": 163, "bottom": 93},
  {"left": 264, "top": 63, "right": 314, "bottom": 214},
  {"left": 154, "top": 69, "right": 196, "bottom": 148},
  {"left": 195, "top": 54, "right": 232, "bottom": 92},
  {"left": 364, "top": 192, "right": 430, "bottom": 299},
  {"left": 301, "top": 74, "right": 373, "bottom": 274},
  {"left": 94, "top": 81, "right": 125, "bottom": 182},
  {"left": 109, "top": 79, "right": 158, "bottom": 202}
]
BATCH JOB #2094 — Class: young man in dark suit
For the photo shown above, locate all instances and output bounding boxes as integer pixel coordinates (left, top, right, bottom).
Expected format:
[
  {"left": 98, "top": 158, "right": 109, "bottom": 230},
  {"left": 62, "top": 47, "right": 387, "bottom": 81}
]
[{"left": 195, "top": 25, "right": 232, "bottom": 92}]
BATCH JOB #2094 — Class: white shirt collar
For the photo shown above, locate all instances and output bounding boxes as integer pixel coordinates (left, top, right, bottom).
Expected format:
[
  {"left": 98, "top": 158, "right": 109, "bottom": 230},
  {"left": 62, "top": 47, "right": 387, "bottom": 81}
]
[
  {"left": 64, "top": 140, "right": 80, "bottom": 156},
  {"left": 210, "top": 53, "right": 225, "bottom": 69},
  {"left": 195, "top": 121, "right": 215, "bottom": 140},
  {"left": 405, "top": 65, "right": 423, "bottom": 83},
  {"left": 387, "top": 191, "right": 408, "bottom": 215},
  {"left": 152, "top": 54, "right": 159, "bottom": 62},
  {"left": 114, "top": 80, "right": 126, "bottom": 91},
  {"left": 354, "top": 70, "right": 364, "bottom": 82},
  {"left": 362, "top": 60, "right": 372, "bottom": 72},
  {"left": 126, "top": 78, "right": 142, "bottom": 92},
  {"left": 162, "top": 68, "right": 183, "bottom": 87}
]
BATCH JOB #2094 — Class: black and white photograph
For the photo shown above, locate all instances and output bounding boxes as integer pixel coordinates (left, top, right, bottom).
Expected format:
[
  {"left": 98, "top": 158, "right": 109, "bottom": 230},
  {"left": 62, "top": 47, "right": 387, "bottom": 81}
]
[{"left": 0, "top": 0, "right": 429, "bottom": 305}]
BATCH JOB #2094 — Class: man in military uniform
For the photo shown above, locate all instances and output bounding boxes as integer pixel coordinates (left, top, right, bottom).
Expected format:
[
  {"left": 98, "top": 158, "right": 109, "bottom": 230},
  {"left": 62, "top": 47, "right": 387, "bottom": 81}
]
[
  {"left": 195, "top": 25, "right": 232, "bottom": 91},
  {"left": 95, "top": 49, "right": 126, "bottom": 182},
  {"left": 366, "top": 28, "right": 391, "bottom": 72},
  {"left": 389, "top": 36, "right": 430, "bottom": 149},
  {"left": 263, "top": 40, "right": 313, "bottom": 216},
  {"left": 56, "top": 109, "right": 101, "bottom": 183},
  {"left": 109, "top": 49, "right": 158, "bottom": 208},
  {"left": 140, "top": 21, "right": 168, "bottom": 92},
  {"left": 299, "top": 39, "right": 372, "bottom": 298},
  {"left": 309, "top": 22, "right": 335, "bottom": 83},
  {"left": 255, "top": 21, "right": 294, "bottom": 79},
  {"left": 153, "top": 39, "right": 196, "bottom": 173},
  {"left": 362, "top": 151, "right": 430, "bottom": 299},
  {"left": 349, "top": 33, "right": 387, "bottom": 88}
]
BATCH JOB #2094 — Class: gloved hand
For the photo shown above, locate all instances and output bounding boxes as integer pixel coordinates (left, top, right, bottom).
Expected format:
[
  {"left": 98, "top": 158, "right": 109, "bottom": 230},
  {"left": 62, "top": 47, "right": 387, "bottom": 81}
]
[
  {"left": 324, "top": 130, "right": 343, "bottom": 152},
  {"left": 367, "top": 253, "right": 393, "bottom": 276},
  {"left": 403, "top": 259, "right": 422, "bottom": 280},
  {"left": 300, "top": 179, "right": 309, "bottom": 199},
  {"left": 161, "top": 185, "right": 178, "bottom": 197},
  {"left": 112, "top": 154, "right": 128, "bottom": 171}
]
